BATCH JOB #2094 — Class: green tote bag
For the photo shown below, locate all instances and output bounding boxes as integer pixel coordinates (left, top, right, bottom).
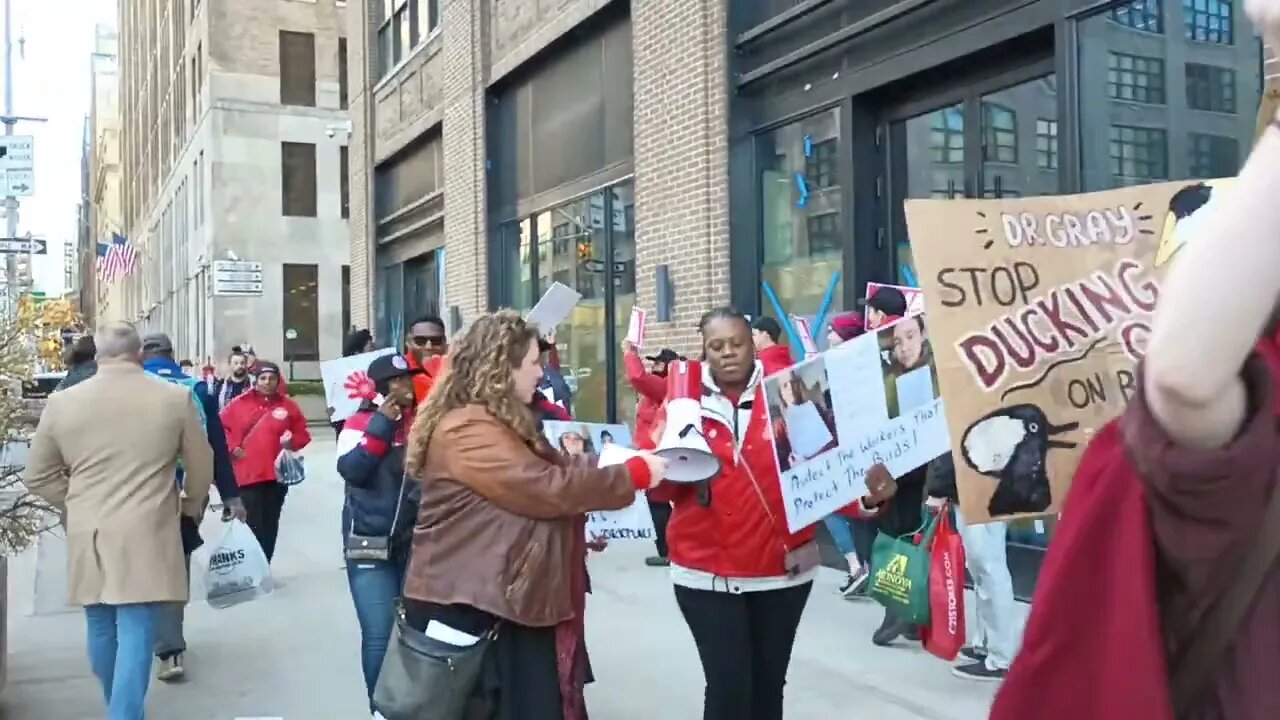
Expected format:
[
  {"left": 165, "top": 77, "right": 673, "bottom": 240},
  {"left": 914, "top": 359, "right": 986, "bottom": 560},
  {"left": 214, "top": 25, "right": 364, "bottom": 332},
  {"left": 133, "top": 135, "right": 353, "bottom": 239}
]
[{"left": 868, "top": 512, "right": 941, "bottom": 626}]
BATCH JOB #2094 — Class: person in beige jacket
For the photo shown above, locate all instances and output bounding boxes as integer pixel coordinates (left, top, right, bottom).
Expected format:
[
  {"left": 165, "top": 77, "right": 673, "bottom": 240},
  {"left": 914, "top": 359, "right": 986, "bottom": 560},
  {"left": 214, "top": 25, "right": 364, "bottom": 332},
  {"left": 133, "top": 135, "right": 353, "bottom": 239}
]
[{"left": 24, "top": 322, "right": 213, "bottom": 720}]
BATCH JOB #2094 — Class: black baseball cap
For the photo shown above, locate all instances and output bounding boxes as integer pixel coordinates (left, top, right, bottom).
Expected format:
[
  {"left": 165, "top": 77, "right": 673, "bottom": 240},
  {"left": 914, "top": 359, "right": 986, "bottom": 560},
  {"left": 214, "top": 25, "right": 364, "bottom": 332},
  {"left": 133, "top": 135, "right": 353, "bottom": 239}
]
[
  {"left": 367, "top": 353, "right": 413, "bottom": 395},
  {"left": 141, "top": 332, "right": 174, "bottom": 355},
  {"left": 646, "top": 349, "right": 683, "bottom": 364},
  {"left": 863, "top": 286, "right": 908, "bottom": 317},
  {"left": 751, "top": 316, "right": 784, "bottom": 342}
]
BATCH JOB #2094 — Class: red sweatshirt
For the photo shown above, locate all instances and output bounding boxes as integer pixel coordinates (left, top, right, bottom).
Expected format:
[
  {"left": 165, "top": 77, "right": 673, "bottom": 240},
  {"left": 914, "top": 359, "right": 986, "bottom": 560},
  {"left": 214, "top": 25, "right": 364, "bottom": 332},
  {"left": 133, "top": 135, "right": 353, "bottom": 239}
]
[{"left": 220, "top": 390, "right": 312, "bottom": 488}]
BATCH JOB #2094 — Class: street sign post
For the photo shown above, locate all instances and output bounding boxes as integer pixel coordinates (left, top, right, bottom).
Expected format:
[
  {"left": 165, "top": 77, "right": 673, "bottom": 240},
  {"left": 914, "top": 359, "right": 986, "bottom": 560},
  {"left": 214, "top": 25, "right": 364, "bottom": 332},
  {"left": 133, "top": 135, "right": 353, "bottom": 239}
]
[
  {"left": 0, "top": 136, "right": 33, "bottom": 199},
  {"left": 0, "top": 237, "right": 44, "bottom": 254}
]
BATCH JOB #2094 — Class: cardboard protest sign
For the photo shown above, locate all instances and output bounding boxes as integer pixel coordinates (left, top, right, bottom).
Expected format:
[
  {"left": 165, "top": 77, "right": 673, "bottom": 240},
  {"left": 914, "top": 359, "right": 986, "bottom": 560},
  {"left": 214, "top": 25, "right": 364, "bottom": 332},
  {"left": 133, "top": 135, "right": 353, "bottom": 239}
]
[
  {"left": 904, "top": 178, "right": 1232, "bottom": 523},
  {"left": 319, "top": 347, "right": 397, "bottom": 422},
  {"left": 763, "top": 313, "right": 951, "bottom": 532},
  {"left": 542, "top": 421, "right": 655, "bottom": 541}
]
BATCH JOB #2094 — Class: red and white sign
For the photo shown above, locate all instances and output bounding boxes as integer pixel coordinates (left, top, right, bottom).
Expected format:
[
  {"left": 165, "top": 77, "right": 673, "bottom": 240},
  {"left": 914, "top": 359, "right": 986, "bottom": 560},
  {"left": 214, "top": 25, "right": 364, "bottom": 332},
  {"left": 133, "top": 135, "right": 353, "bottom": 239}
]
[
  {"left": 626, "top": 307, "right": 648, "bottom": 347},
  {"left": 790, "top": 315, "right": 819, "bottom": 358}
]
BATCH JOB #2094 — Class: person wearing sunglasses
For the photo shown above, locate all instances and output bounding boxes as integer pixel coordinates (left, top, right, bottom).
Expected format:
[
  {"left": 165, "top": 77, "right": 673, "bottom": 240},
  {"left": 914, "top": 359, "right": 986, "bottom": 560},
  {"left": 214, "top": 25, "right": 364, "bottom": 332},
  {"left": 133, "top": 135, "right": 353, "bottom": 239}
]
[{"left": 404, "top": 315, "right": 448, "bottom": 404}]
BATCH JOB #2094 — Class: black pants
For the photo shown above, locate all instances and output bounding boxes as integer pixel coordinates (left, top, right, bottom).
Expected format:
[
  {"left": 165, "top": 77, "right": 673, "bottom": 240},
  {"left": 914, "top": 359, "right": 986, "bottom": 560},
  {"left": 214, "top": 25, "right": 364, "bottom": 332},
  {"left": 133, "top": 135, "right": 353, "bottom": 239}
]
[
  {"left": 674, "top": 582, "right": 812, "bottom": 720},
  {"left": 648, "top": 499, "right": 672, "bottom": 557},
  {"left": 851, "top": 517, "right": 877, "bottom": 564},
  {"left": 240, "top": 482, "right": 288, "bottom": 563}
]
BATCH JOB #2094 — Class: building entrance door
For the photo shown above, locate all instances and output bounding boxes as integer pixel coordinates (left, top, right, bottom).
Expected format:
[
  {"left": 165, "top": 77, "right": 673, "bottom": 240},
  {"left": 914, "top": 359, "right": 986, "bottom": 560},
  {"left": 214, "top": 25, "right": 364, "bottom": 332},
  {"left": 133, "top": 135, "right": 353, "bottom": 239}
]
[
  {"left": 876, "top": 57, "right": 1061, "bottom": 599},
  {"left": 881, "top": 59, "right": 1059, "bottom": 288}
]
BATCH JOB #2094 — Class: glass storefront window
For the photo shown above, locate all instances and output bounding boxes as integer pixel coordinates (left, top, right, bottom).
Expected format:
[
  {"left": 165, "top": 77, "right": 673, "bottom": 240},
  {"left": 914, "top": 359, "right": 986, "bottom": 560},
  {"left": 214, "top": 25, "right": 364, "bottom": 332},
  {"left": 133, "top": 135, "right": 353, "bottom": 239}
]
[
  {"left": 1079, "top": 3, "right": 1262, "bottom": 191},
  {"left": 758, "top": 107, "right": 845, "bottom": 347},
  {"left": 611, "top": 184, "right": 638, "bottom": 427},
  {"left": 536, "top": 193, "right": 609, "bottom": 423}
]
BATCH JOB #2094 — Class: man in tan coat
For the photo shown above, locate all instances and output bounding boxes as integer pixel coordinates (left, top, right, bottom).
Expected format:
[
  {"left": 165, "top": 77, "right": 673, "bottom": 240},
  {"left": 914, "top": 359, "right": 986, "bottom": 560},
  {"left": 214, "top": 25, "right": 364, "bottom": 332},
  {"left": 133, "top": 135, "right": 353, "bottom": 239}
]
[{"left": 25, "top": 322, "right": 212, "bottom": 720}]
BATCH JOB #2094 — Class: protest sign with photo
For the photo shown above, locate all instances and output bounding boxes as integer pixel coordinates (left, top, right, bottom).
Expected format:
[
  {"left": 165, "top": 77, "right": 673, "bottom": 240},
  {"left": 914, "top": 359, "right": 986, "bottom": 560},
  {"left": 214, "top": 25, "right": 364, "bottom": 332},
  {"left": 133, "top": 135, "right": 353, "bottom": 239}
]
[
  {"left": 319, "top": 347, "right": 397, "bottom": 422},
  {"left": 542, "top": 421, "right": 655, "bottom": 542},
  {"left": 763, "top": 314, "right": 951, "bottom": 533},
  {"left": 903, "top": 178, "right": 1232, "bottom": 523},
  {"left": 864, "top": 282, "right": 925, "bottom": 332}
]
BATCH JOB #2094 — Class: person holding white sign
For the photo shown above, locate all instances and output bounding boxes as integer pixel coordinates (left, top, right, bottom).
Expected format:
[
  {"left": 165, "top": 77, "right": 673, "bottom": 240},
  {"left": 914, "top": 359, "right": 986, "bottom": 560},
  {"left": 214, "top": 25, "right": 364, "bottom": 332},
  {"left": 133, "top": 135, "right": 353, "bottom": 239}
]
[
  {"left": 398, "top": 311, "right": 666, "bottom": 718},
  {"left": 649, "top": 307, "right": 884, "bottom": 720}
]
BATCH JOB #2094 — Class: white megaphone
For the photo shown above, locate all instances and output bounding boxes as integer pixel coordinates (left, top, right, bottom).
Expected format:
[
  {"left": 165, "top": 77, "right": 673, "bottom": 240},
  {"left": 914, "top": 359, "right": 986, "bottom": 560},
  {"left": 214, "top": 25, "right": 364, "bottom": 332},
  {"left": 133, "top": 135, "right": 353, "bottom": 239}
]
[{"left": 656, "top": 360, "right": 722, "bottom": 483}]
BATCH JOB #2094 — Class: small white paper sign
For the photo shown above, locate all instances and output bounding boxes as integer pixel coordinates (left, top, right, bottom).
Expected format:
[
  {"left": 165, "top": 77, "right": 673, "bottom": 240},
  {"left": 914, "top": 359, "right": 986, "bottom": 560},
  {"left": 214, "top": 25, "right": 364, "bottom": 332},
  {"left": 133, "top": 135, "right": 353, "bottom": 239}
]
[
  {"left": 591, "top": 443, "right": 657, "bottom": 542},
  {"left": 791, "top": 314, "right": 819, "bottom": 357},
  {"left": 319, "top": 347, "right": 396, "bottom": 422},
  {"left": 526, "top": 281, "right": 582, "bottom": 333},
  {"left": 626, "top": 307, "right": 648, "bottom": 346}
]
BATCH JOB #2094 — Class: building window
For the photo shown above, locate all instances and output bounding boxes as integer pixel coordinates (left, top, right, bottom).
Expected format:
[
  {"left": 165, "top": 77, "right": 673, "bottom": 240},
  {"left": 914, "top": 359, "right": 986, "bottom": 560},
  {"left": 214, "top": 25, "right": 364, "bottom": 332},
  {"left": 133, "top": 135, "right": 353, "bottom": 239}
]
[
  {"left": 281, "top": 142, "right": 318, "bottom": 217},
  {"left": 1188, "top": 132, "right": 1240, "bottom": 177},
  {"left": 805, "top": 139, "right": 838, "bottom": 189},
  {"left": 1036, "top": 119, "right": 1058, "bottom": 169},
  {"left": 758, "top": 107, "right": 845, "bottom": 324},
  {"left": 930, "top": 107, "right": 964, "bottom": 164},
  {"left": 1111, "top": 0, "right": 1164, "bottom": 33},
  {"left": 982, "top": 103, "right": 1017, "bottom": 164},
  {"left": 377, "top": 0, "right": 439, "bottom": 80},
  {"left": 282, "top": 264, "right": 320, "bottom": 362},
  {"left": 1110, "top": 125, "right": 1169, "bottom": 182},
  {"left": 1185, "top": 63, "right": 1237, "bottom": 113},
  {"left": 338, "top": 37, "right": 348, "bottom": 110},
  {"left": 806, "top": 213, "right": 840, "bottom": 256},
  {"left": 341, "top": 265, "right": 351, "bottom": 336},
  {"left": 1184, "top": 0, "right": 1233, "bottom": 44},
  {"left": 1107, "top": 52, "right": 1166, "bottom": 104},
  {"left": 278, "top": 31, "right": 316, "bottom": 107},
  {"left": 340, "top": 145, "right": 350, "bottom": 219}
]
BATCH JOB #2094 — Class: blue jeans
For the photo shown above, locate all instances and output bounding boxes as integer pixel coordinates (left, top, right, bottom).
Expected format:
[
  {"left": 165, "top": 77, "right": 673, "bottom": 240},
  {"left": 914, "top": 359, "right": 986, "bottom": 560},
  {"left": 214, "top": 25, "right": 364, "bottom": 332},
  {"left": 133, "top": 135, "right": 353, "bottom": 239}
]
[
  {"left": 346, "top": 549, "right": 409, "bottom": 709},
  {"left": 822, "top": 515, "right": 856, "bottom": 555},
  {"left": 85, "top": 602, "right": 162, "bottom": 720}
]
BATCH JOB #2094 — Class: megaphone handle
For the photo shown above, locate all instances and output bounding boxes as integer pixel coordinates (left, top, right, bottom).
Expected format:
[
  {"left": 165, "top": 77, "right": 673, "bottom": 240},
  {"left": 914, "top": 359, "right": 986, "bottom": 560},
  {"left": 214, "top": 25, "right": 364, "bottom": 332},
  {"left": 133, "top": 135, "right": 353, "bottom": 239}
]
[{"left": 696, "top": 480, "right": 711, "bottom": 508}]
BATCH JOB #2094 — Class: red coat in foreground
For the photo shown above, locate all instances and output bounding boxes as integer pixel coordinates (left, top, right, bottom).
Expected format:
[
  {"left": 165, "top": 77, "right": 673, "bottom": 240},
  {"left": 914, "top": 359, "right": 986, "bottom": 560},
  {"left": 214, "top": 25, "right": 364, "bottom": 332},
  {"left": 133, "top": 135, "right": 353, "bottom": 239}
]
[
  {"left": 220, "top": 390, "right": 312, "bottom": 488},
  {"left": 991, "top": 338, "right": 1280, "bottom": 720}
]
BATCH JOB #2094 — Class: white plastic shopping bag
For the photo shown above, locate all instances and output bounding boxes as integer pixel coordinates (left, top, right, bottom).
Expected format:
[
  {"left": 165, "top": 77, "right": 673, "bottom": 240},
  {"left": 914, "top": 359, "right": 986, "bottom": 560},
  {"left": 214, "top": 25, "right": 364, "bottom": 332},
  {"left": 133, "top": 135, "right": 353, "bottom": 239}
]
[
  {"left": 274, "top": 448, "right": 306, "bottom": 486},
  {"left": 202, "top": 519, "right": 274, "bottom": 609}
]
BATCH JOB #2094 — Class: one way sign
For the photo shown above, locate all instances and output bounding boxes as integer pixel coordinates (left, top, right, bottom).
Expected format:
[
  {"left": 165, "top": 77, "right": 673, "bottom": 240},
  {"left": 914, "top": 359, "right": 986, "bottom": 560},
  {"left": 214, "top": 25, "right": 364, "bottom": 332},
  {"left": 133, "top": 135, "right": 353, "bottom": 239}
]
[{"left": 0, "top": 237, "right": 47, "bottom": 254}]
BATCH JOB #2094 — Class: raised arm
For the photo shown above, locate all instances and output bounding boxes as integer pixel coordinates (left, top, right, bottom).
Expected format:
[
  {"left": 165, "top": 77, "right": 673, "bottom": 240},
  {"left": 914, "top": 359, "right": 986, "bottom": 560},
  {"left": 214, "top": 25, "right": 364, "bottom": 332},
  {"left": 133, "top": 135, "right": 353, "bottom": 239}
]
[
  {"left": 1144, "top": 114, "right": 1280, "bottom": 448},
  {"left": 443, "top": 416, "right": 654, "bottom": 520},
  {"left": 623, "top": 346, "right": 666, "bottom": 403}
]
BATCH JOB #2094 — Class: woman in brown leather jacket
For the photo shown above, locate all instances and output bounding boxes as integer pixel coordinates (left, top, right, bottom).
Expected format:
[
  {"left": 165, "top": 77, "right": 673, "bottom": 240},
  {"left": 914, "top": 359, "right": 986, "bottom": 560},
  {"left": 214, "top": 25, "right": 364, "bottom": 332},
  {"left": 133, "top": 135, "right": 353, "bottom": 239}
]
[{"left": 401, "top": 310, "right": 666, "bottom": 719}]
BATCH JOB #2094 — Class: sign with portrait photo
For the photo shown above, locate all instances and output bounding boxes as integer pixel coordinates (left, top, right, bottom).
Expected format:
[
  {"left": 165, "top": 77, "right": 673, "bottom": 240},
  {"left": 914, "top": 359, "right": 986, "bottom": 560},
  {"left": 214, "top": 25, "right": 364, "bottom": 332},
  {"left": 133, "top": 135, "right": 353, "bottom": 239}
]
[
  {"left": 541, "top": 421, "right": 654, "bottom": 542},
  {"left": 904, "top": 178, "right": 1232, "bottom": 524},
  {"left": 763, "top": 313, "right": 951, "bottom": 533}
]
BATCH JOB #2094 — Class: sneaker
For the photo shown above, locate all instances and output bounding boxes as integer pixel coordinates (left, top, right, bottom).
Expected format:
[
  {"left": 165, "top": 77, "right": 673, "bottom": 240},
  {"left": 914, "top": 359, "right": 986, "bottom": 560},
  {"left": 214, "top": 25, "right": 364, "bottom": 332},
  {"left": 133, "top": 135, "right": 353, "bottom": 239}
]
[
  {"left": 156, "top": 653, "right": 185, "bottom": 682},
  {"left": 841, "top": 566, "right": 870, "bottom": 599},
  {"left": 952, "top": 660, "right": 1007, "bottom": 682},
  {"left": 644, "top": 556, "right": 670, "bottom": 567},
  {"left": 960, "top": 646, "right": 988, "bottom": 663}
]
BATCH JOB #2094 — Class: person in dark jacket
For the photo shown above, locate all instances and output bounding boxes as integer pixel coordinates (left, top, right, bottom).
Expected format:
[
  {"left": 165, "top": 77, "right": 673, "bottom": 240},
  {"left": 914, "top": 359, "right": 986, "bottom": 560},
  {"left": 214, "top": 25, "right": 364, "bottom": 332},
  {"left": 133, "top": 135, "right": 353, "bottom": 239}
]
[
  {"left": 212, "top": 348, "right": 252, "bottom": 411},
  {"left": 538, "top": 333, "right": 573, "bottom": 415},
  {"left": 55, "top": 335, "right": 98, "bottom": 392},
  {"left": 335, "top": 352, "right": 419, "bottom": 713},
  {"left": 139, "top": 332, "right": 245, "bottom": 682},
  {"left": 330, "top": 328, "right": 376, "bottom": 439}
]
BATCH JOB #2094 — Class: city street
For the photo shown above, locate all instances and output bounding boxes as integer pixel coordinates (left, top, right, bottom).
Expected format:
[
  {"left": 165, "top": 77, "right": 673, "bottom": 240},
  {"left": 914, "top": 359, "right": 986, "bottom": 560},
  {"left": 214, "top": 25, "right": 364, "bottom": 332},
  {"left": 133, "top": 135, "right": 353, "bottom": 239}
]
[{"left": 1, "top": 437, "right": 999, "bottom": 719}]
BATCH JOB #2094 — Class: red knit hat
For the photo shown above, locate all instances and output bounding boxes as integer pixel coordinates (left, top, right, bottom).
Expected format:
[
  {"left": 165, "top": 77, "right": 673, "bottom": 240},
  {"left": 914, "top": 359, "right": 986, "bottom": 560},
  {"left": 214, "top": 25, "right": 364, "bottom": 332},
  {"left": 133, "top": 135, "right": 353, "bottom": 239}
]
[{"left": 830, "top": 312, "right": 866, "bottom": 341}]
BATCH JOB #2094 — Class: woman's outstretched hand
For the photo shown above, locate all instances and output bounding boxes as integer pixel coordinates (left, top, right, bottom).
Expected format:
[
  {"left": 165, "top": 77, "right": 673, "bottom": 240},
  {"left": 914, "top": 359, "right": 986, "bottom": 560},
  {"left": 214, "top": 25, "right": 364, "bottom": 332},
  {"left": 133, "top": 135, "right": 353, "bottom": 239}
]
[{"left": 636, "top": 452, "right": 668, "bottom": 488}]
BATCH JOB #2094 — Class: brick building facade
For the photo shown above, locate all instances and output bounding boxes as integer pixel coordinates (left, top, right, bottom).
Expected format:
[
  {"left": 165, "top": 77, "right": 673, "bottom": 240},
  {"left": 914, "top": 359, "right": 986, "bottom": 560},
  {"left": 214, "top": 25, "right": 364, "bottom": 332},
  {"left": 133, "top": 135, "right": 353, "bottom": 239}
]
[{"left": 346, "top": 0, "right": 731, "bottom": 423}]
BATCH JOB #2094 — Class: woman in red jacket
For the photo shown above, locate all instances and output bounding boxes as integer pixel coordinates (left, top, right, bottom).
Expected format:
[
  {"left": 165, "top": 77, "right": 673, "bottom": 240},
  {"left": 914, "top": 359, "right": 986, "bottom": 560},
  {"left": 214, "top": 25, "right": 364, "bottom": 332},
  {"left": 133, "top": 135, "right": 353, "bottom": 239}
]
[
  {"left": 220, "top": 361, "right": 311, "bottom": 563},
  {"left": 649, "top": 307, "right": 889, "bottom": 720}
]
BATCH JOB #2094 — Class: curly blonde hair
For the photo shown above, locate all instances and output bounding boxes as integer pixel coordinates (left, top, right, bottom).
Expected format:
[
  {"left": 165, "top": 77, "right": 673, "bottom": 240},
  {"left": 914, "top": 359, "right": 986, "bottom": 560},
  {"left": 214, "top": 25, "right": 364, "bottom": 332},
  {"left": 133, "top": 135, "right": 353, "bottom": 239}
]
[{"left": 405, "top": 309, "right": 545, "bottom": 475}]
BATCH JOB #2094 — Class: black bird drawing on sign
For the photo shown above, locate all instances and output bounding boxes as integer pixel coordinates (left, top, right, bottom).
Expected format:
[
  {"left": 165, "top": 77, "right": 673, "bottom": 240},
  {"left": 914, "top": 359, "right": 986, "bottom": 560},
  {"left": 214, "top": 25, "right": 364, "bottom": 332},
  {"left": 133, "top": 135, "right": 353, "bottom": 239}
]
[{"left": 960, "top": 404, "right": 1078, "bottom": 517}]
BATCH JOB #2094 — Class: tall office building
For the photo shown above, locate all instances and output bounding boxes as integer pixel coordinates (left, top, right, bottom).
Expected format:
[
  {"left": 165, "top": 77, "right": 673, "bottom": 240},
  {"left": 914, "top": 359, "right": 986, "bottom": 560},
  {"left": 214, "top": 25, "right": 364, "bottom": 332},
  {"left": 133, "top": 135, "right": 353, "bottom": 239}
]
[
  {"left": 113, "top": 0, "right": 350, "bottom": 371},
  {"left": 82, "top": 23, "right": 120, "bottom": 324}
]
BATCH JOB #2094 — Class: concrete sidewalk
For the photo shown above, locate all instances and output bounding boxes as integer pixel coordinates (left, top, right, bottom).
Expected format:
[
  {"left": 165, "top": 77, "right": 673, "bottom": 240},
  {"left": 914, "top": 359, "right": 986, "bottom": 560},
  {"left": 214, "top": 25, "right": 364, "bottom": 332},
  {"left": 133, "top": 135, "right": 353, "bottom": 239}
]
[{"left": 1, "top": 438, "right": 999, "bottom": 719}]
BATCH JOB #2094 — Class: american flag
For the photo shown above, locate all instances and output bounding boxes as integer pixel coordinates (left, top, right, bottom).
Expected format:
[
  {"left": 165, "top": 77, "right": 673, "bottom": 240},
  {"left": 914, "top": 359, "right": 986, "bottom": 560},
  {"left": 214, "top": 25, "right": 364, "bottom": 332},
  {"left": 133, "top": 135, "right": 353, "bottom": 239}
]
[{"left": 97, "top": 233, "right": 138, "bottom": 285}]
